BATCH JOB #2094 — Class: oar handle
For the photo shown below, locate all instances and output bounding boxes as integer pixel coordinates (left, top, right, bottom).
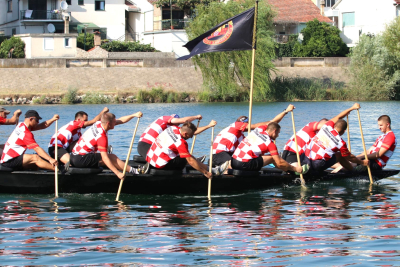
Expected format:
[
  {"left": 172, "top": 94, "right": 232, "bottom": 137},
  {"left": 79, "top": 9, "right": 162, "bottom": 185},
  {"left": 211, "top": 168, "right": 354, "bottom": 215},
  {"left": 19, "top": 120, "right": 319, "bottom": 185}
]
[
  {"left": 190, "top": 119, "right": 201, "bottom": 154},
  {"left": 208, "top": 126, "right": 214, "bottom": 199},
  {"left": 54, "top": 120, "right": 59, "bottom": 198},
  {"left": 116, "top": 117, "right": 141, "bottom": 201},
  {"left": 347, "top": 115, "right": 351, "bottom": 152},
  {"left": 357, "top": 110, "right": 373, "bottom": 183},
  {"left": 291, "top": 111, "right": 306, "bottom": 188}
]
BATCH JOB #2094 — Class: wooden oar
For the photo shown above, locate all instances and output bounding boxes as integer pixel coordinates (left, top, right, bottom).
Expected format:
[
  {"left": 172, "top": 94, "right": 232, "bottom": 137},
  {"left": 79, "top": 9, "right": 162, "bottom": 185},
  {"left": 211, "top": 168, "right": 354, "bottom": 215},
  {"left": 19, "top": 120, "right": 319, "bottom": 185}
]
[
  {"left": 347, "top": 115, "right": 351, "bottom": 152},
  {"left": 190, "top": 120, "right": 201, "bottom": 154},
  {"left": 115, "top": 117, "right": 141, "bottom": 201},
  {"left": 357, "top": 109, "right": 373, "bottom": 183},
  {"left": 208, "top": 126, "right": 215, "bottom": 199},
  {"left": 291, "top": 111, "right": 306, "bottom": 188},
  {"left": 54, "top": 120, "right": 59, "bottom": 198}
]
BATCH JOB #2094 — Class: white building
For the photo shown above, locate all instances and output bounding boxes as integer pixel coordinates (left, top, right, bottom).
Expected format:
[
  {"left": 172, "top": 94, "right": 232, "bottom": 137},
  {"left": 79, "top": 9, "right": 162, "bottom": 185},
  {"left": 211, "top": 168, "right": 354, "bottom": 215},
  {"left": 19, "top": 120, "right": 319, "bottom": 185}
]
[{"left": 312, "top": 0, "right": 400, "bottom": 47}]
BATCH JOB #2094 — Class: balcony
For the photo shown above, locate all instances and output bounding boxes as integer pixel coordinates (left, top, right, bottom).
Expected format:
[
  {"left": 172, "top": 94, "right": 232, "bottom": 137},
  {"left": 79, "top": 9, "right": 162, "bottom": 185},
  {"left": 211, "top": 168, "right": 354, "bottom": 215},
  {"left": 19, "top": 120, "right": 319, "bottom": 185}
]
[
  {"left": 20, "top": 10, "right": 70, "bottom": 21},
  {"left": 153, "top": 19, "right": 189, "bottom": 31}
]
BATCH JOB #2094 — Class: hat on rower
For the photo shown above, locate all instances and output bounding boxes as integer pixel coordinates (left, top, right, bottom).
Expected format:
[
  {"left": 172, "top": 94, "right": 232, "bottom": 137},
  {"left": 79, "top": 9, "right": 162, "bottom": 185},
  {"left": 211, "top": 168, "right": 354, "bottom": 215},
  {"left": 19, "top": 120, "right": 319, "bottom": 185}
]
[
  {"left": 0, "top": 106, "right": 10, "bottom": 114},
  {"left": 236, "top": 116, "right": 249, "bottom": 123},
  {"left": 25, "top": 110, "right": 42, "bottom": 120},
  {"left": 171, "top": 114, "right": 180, "bottom": 118}
]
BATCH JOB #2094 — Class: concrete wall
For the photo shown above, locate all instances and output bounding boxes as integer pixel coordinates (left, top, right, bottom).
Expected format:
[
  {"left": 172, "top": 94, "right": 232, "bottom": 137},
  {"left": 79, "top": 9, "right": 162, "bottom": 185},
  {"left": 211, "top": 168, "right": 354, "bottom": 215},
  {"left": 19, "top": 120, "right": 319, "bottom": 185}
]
[{"left": 273, "top": 57, "right": 350, "bottom": 67}]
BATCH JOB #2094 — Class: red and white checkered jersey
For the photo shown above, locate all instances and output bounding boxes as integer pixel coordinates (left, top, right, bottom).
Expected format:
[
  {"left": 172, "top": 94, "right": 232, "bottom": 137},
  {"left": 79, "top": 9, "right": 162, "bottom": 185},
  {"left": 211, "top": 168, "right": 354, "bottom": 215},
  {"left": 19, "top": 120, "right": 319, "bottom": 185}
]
[
  {"left": 0, "top": 122, "right": 39, "bottom": 163},
  {"left": 232, "top": 125, "right": 278, "bottom": 162},
  {"left": 48, "top": 120, "right": 85, "bottom": 149},
  {"left": 0, "top": 117, "right": 6, "bottom": 125},
  {"left": 305, "top": 120, "right": 350, "bottom": 161},
  {"left": 146, "top": 125, "right": 191, "bottom": 168},
  {"left": 72, "top": 121, "right": 108, "bottom": 155},
  {"left": 283, "top": 121, "right": 319, "bottom": 155},
  {"left": 370, "top": 131, "right": 396, "bottom": 167},
  {"left": 139, "top": 115, "right": 175, "bottom": 145},
  {"left": 212, "top": 122, "right": 248, "bottom": 154}
]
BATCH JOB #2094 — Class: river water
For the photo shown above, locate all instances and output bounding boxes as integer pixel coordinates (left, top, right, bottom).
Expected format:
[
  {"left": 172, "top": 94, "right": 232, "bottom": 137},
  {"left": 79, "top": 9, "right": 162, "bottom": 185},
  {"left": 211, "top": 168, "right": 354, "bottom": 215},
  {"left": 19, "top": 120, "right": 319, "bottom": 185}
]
[{"left": 0, "top": 102, "right": 399, "bottom": 266}]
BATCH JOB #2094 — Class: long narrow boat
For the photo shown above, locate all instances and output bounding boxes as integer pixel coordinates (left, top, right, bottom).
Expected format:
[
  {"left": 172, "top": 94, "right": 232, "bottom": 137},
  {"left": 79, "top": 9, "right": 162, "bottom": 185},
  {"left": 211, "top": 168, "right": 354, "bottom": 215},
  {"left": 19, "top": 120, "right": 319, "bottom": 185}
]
[{"left": 0, "top": 160, "right": 398, "bottom": 194}]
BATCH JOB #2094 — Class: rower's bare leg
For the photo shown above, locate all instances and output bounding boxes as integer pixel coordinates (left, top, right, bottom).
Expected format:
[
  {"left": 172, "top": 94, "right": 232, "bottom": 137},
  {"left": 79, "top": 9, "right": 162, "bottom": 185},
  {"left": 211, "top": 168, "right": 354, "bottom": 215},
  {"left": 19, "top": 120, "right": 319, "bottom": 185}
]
[
  {"left": 100, "top": 153, "right": 134, "bottom": 172},
  {"left": 22, "top": 154, "right": 54, "bottom": 171},
  {"left": 335, "top": 152, "right": 353, "bottom": 171},
  {"left": 262, "top": 155, "right": 275, "bottom": 166},
  {"left": 59, "top": 153, "right": 70, "bottom": 165}
]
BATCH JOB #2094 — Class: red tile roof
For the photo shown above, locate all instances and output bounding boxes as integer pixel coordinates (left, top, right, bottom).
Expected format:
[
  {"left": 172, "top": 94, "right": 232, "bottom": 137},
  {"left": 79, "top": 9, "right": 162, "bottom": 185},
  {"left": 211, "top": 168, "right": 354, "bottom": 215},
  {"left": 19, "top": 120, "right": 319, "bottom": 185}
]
[
  {"left": 125, "top": 0, "right": 137, "bottom": 8},
  {"left": 147, "top": 0, "right": 158, "bottom": 4},
  {"left": 395, "top": 0, "right": 400, "bottom": 4},
  {"left": 268, "top": 0, "right": 332, "bottom": 24}
]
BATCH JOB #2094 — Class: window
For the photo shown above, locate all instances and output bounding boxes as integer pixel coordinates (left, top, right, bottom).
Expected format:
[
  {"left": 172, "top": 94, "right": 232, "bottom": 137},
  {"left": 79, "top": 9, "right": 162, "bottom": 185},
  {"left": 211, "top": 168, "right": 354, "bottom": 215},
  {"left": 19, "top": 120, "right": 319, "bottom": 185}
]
[
  {"left": 44, "top": 38, "right": 54, "bottom": 50},
  {"left": 397, "top": 6, "right": 400, "bottom": 17},
  {"left": 11, "top": 28, "right": 16, "bottom": 35},
  {"left": 325, "top": 0, "right": 336, "bottom": 7},
  {"left": 8, "top": 0, "right": 12, "bottom": 12},
  {"left": 343, "top": 12, "right": 355, "bottom": 27},
  {"left": 66, "top": 0, "right": 71, "bottom": 5},
  {"left": 95, "top": 0, "right": 105, "bottom": 11},
  {"left": 65, "top": 38, "right": 71, "bottom": 47},
  {"left": 78, "top": 0, "right": 84, "bottom": 5}
]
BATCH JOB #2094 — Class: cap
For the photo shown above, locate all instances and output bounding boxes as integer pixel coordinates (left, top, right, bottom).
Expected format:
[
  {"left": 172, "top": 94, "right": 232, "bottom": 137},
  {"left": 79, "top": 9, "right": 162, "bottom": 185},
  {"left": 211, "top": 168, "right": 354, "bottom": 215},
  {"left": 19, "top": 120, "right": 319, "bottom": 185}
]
[
  {"left": 236, "top": 116, "right": 249, "bottom": 123},
  {"left": 25, "top": 110, "right": 42, "bottom": 120},
  {"left": 171, "top": 114, "right": 180, "bottom": 118},
  {"left": 0, "top": 107, "right": 10, "bottom": 114}
]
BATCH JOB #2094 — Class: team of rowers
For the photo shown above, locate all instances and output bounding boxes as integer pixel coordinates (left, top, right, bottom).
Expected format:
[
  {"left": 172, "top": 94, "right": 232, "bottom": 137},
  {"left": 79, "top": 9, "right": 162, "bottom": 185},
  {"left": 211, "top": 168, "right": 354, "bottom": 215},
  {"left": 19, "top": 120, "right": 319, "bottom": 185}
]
[{"left": 0, "top": 103, "right": 396, "bottom": 180}]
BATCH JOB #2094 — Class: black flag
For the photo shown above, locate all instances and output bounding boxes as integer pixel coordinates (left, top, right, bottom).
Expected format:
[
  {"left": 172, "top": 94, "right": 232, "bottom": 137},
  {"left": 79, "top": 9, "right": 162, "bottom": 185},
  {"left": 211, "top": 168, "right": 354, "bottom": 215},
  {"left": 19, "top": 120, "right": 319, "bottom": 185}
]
[{"left": 177, "top": 7, "right": 255, "bottom": 60}]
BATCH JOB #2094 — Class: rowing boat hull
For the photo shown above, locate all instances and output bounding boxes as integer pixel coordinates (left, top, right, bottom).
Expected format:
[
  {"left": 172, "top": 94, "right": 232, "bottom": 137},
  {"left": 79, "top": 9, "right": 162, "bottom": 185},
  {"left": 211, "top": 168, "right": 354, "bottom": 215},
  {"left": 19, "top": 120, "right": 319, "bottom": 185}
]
[{"left": 0, "top": 169, "right": 398, "bottom": 194}]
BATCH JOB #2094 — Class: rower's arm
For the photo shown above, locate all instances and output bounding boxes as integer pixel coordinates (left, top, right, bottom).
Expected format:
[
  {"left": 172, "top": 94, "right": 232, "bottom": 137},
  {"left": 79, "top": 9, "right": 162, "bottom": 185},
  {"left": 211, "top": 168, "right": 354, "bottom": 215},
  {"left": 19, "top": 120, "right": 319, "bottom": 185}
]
[
  {"left": 330, "top": 103, "right": 360, "bottom": 123},
  {"left": 251, "top": 104, "right": 295, "bottom": 129},
  {"left": 171, "top": 115, "right": 201, "bottom": 124},
  {"left": 186, "top": 156, "right": 212, "bottom": 179},
  {"left": 32, "top": 115, "right": 59, "bottom": 131},
  {"left": 115, "top": 111, "right": 143, "bottom": 125},
  {"left": 357, "top": 146, "right": 389, "bottom": 160},
  {"left": 251, "top": 121, "right": 270, "bottom": 130},
  {"left": 4, "top": 110, "right": 22, "bottom": 125},
  {"left": 272, "top": 154, "right": 302, "bottom": 173},
  {"left": 345, "top": 154, "right": 369, "bottom": 166},
  {"left": 33, "top": 146, "right": 57, "bottom": 166},
  {"left": 100, "top": 151, "right": 125, "bottom": 179},
  {"left": 194, "top": 120, "right": 217, "bottom": 135},
  {"left": 84, "top": 107, "right": 109, "bottom": 127}
]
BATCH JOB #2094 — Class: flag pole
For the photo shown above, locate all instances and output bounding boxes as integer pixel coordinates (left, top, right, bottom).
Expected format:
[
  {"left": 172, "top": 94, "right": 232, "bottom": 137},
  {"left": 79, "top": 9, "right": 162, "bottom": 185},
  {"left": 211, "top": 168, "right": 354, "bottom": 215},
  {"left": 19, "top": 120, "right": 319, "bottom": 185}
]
[{"left": 247, "top": 1, "right": 258, "bottom": 133}]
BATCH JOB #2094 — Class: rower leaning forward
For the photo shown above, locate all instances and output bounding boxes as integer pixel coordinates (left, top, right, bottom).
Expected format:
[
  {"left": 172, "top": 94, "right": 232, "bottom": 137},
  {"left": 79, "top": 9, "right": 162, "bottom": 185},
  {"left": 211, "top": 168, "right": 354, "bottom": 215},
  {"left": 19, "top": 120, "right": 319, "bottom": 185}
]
[{"left": 0, "top": 106, "right": 22, "bottom": 151}]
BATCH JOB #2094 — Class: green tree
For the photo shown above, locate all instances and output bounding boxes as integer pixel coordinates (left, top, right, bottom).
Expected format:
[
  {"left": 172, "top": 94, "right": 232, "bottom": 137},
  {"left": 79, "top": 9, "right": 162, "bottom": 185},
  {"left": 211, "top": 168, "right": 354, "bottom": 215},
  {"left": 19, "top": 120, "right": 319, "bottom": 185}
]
[
  {"left": 0, "top": 36, "right": 25, "bottom": 58},
  {"left": 77, "top": 33, "right": 94, "bottom": 50},
  {"left": 101, "top": 41, "right": 158, "bottom": 52},
  {"left": 293, "top": 19, "right": 348, "bottom": 57},
  {"left": 155, "top": 0, "right": 216, "bottom": 13},
  {"left": 185, "top": 0, "right": 276, "bottom": 101}
]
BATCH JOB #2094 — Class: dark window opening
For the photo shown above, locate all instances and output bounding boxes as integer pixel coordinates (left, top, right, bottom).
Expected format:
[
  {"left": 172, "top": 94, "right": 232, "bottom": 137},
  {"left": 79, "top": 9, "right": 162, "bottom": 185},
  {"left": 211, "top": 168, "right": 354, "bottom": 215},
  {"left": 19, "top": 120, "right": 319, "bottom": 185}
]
[
  {"left": 78, "top": 0, "right": 84, "bottom": 5},
  {"left": 8, "top": 0, "right": 12, "bottom": 12},
  {"left": 95, "top": 0, "right": 105, "bottom": 11}
]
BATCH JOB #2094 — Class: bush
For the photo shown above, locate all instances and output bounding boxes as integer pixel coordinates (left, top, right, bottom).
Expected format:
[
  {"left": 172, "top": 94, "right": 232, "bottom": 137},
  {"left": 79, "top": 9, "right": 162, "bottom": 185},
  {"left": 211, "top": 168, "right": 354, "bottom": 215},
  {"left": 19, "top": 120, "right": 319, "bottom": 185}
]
[
  {"left": 101, "top": 41, "right": 159, "bottom": 52},
  {"left": 292, "top": 19, "right": 349, "bottom": 57},
  {"left": 0, "top": 37, "right": 25, "bottom": 58},
  {"left": 32, "top": 96, "right": 47, "bottom": 104},
  {"left": 81, "top": 92, "right": 110, "bottom": 104},
  {"left": 275, "top": 34, "right": 298, "bottom": 57},
  {"left": 77, "top": 33, "right": 94, "bottom": 51},
  {"left": 61, "top": 88, "right": 79, "bottom": 104}
]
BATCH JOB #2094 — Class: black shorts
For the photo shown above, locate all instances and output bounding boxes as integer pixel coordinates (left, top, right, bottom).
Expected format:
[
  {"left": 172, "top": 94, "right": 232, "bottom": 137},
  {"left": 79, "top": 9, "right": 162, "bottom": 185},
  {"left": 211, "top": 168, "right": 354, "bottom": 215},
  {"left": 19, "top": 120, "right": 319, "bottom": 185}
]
[
  {"left": 370, "top": 160, "right": 383, "bottom": 171},
  {"left": 48, "top": 146, "right": 69, "bottom": 161},
  {"left": 212, "top": 151, "right": 232, "bottom": 167},
  {"left": 302, "top": 154, "right": 337, "bottom": 173},
  {"left": 282, "top": 150, "right": 299, "bottom": 164},
  {"left": 231, "top": 157, "right": 264, "bottom": 172},
  {"left": 1, "top": 154, "right": 24, "bottom": 170},
  {"left": 70, "top": 153, "right": 102, "bottom": 168},
  {"left": 137, "top": 141, "right": 152, "bottom": 159}
]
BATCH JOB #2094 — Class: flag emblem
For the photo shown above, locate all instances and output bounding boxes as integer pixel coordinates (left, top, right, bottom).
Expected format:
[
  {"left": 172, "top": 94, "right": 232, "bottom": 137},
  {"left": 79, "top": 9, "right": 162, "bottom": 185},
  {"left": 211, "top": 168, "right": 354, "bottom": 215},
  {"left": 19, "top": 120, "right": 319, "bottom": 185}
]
[{"left": 203, "top": 21, "right": 234, "bottom": 46}]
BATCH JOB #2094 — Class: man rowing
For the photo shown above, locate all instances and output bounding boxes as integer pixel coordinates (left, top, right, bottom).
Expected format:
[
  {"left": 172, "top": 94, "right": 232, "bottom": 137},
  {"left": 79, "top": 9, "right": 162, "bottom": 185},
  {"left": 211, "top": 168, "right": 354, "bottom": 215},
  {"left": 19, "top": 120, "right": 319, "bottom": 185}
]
[
  {"left": 70, "top": 112, "right": 143, "bottom": 179},
  {"left": 0, "top": 110, "right": 59, "bottom": 171},
  {"left": 144, "top": 121, "right": 229, "bottom": 177},
  {"left": 137, "top": 114, "right": 214, "bottom": 159},
  {"left": 301, "top": 103, "right": 369, "bottom": 173},
  {"left": 333, "top": 115, "right": 396, "bottom": 172},
  {"left": 211, "top": 104, "right": 295, "bottom": 167},
  {"left": 231, "top": 122, "right": 307, "bottom": 173},
  {"left": 282, "top": 118, "right": 328, "bottom": 164},
  {"left": 0, "top": 106, "right": 22, "bottom": 152},
  {"left": 48, "top": 107, "right": 109, "bottom": 166}
]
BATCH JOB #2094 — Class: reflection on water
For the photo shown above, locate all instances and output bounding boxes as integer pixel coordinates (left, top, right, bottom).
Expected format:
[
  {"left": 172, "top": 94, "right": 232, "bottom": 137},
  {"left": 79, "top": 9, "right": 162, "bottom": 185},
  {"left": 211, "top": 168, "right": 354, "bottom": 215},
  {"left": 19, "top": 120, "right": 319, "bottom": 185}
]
[{"left": 0, "top": 102, "right": 399, "bottom": 265}]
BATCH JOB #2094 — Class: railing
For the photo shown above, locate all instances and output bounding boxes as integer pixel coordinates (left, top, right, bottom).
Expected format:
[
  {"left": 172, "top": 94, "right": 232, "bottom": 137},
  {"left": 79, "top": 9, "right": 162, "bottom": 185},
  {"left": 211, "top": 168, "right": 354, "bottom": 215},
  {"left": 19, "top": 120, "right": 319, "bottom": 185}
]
[
  {"left": 153, "top": 19, "right": 189, "bottom": 31},
  {"left": 20, "top": 10, "right": 69, "bottom": 20}
]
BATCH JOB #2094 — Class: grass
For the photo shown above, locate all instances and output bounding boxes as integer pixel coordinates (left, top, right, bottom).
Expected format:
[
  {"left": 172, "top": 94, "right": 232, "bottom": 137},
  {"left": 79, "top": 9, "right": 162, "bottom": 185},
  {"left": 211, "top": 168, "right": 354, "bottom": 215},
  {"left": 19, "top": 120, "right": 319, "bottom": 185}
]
[{"left": 61, "top": 87, "right": 78, "bottom": 104}]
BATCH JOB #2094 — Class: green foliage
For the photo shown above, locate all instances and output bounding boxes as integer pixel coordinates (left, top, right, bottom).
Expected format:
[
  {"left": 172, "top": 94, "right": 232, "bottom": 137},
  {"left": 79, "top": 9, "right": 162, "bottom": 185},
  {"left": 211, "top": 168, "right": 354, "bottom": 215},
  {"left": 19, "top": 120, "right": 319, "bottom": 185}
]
[
  {"left": 81, "top": 92, "right": 110, "bottom": 104},
  {"left": 155, "top": 0, "right": 215, "bottom": 11},
  {"left": 61, "top": 88, "right": 78, "bottom": 104},
  {"left": 348, "top": 33, "right": 399, "bottom": 100},
  {"left": 32, "top": 96, "right": 47, "bottom": 104},
  {"left": 0, "top": 36, "right": 8, "bottom": 46},
  {"left": 77, "top": 33, "right": 94, "bottom": 51},
  {"left": 186, "top": 0, "right": 276, "bottom": 101},
  {"left": 292, "top": 19, "right": 349, "bottom": 57},
  {"left": 0, "top": 37, "right": 25, "bottom": 58},
  {"left": 101, "top": 41, "right": 158, "bottom": 52},
  {"left": 275, "top": 35, "right": 298, "bottom": 57},
  {"left": 136, "top": 87, "right": 191, "bottom": 103}
]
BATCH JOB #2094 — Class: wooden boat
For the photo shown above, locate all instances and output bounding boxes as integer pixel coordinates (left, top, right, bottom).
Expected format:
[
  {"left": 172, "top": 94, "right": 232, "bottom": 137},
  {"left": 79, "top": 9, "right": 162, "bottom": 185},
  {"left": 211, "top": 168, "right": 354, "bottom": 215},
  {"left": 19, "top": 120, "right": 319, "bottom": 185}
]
[{"left": 0, "top": 158, "right": 398, "bottom": 194}]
